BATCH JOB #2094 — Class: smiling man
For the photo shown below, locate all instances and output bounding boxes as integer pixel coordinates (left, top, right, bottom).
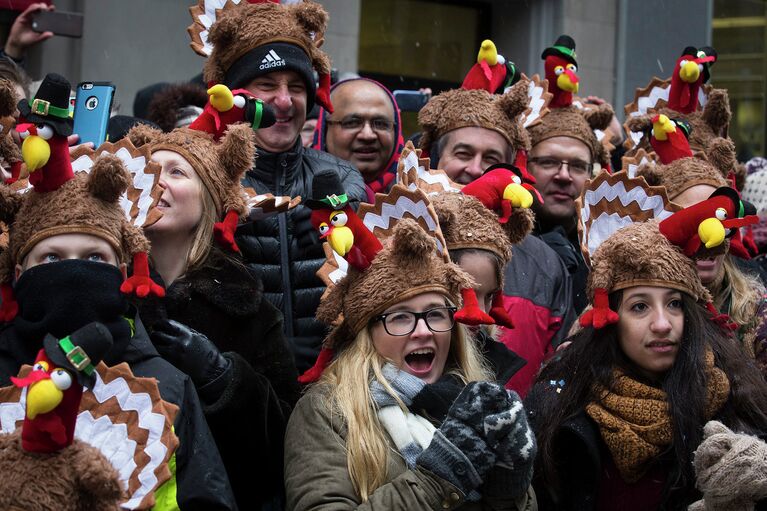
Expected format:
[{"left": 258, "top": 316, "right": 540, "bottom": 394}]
[
  {"left": 314, "top": 78, "right": 404, "bottom": 198},
  {"left": 418, "top": 85, "right": 530, "bottom": 184},
  {"left": 203, "top": 1, "right": 366, "bottom": 373}
]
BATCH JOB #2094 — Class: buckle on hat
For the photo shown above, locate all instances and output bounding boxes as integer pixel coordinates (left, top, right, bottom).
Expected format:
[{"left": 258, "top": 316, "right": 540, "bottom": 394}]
[
  {"left": 65, "top": 345, "right": 91, "bottom": 372},
  {"left": 327, "top": 194, "right": 344, "bottom": 208},
  {"left": 31, "top": 99, "right": 50, "bottom": 116}
]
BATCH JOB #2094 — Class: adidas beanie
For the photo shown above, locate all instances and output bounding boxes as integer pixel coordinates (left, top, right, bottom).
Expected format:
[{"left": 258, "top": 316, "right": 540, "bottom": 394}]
[{"left": 224, "top": 42, "right": 317, "bottom": 110}]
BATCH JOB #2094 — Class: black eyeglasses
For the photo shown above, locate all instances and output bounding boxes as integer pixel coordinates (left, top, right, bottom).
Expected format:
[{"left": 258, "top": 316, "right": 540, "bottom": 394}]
[
  {"left": 372, "top": 306, "right": 457, "bottom": 336},
  {"left": 326, "top": 115, "right": 393, "bottom": 133},
  {"left": 529, "top": 157, "right": 593, "bottom": 177}
]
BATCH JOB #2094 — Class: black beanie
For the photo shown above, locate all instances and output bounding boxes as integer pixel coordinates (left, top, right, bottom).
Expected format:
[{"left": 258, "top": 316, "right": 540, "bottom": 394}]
[{"left": 224, "top": 42, "right": 317, "bottom": 111}]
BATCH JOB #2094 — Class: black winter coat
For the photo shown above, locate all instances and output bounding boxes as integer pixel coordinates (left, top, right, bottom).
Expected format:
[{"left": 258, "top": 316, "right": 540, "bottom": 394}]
[
  {"left": 139, "top": 251, "right": 301, "bottom": 509},
  {"left": 236, "top": 139, "right": 366, "bottom": 373},
  {"left": 0, "top": 314, "right": 237, "bottom": 510}
]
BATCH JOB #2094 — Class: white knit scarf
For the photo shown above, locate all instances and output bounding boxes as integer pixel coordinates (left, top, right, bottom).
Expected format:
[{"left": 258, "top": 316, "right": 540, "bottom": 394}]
[{"left": 370, "top": 364, "right": 437, "bottom": 468}]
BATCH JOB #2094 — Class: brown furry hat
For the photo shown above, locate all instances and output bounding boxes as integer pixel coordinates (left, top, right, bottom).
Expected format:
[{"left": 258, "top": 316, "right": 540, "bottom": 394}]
[
  {"left": 316, "top": 218, "right": 474, "bottom": 352},
  {"left": 127, "top": 123, "right": 256, "bottom": 218},
  {"left": 431, "top": 192, "right": 513, "bottom": 263},
  {"left": 418, "top": 79, "right": 532, "bottom": 157},
  {"left": 0, "top": 431, "right": 125, "bottom": 511},
  {"left": 588, "top": 219, "right": 711, "bottom": 303},
  {"left": 635, "top": 138, "right": 734, "bottom": 201},
  {"left": 0, "top": 155, "right": 149, "bottom": 280},
  {"left": 0, "top": 78, "right": 21, "bottom": 174},
  {"left": 527, "top": 103, "right": 614, "bottom": 167},
  {"left": 146, "top": 82, "right": 208, "bottom": 132},
  {"left": 196, "top": 0, "right": 333, "bottom": 111}
]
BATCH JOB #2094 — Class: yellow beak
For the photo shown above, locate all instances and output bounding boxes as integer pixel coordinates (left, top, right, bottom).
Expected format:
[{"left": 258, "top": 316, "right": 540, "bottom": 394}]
[
  {"left": 679, "top": 60, "right": 701, "bottom": 83},
  {"left": 328, "top": 226, "right": 354, "bottom": 257},
  {"left": 503, "top": 183, "right": 534, "bottom": 209},
  {"left": 478, "top": 39, "right": 498, "bottom": 65},
  {"left": 698, "top": 217, "right": 726, "bottom": 249},
  {"left": 208, "top": 83, "right": 235, "bottom": 113},
  {"left": 26, "top": 379, "right": 63, "bottom": 420},
  {"left": 21, "top": 135, "right": 50, "bottom": 172},
  {"left": 557, "top": 73, "right": 578, "bottom": 93},
  {"left": 652, "top": 114, "right": 675, "bottom": 141}
]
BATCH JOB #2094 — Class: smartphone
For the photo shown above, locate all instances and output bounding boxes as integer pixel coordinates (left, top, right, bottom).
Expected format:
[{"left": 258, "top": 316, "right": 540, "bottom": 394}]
[
  {"left": 73, "top": 82, "right": 115, "bottom": 147},
  {"left": 393, "top": 90, "right": 429, "bottom": 112},
  {"left": 30, "top": 10, "right": 84, "bottom": 38}
]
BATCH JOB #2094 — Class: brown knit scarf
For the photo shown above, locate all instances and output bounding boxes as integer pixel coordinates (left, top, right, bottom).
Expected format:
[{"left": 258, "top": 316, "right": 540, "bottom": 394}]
[{"left": 586, "top": 351, "right": 731, "bottom": 483}]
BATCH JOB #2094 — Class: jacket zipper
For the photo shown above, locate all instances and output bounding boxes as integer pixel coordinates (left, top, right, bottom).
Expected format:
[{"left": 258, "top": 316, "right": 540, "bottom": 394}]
[{"left": 276, "top": 157, "right": 294, "bottom": 337}]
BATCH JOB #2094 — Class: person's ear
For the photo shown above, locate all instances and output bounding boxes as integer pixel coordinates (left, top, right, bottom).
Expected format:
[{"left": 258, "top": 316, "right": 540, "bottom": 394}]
[
  {"left": 14, "top": 263, "right": 22, "bottom": 281},
  {"left": 119, "top": 262, "right": 128, "bottom": 280}
]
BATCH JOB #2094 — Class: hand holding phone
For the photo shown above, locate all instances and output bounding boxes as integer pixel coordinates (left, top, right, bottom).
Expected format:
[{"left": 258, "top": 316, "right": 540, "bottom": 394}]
[
  {"left": 31, "top": 10, "right": 84, "bottom": 39},
  {"left": 73, "top": 82, "right": 115, "bottom": 147},
  {"left": 393, "top": 90, "right": 430, "bottom": 113}
]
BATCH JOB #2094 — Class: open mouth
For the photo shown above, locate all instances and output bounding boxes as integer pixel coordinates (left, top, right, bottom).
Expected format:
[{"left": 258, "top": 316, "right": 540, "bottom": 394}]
[
  {"left": 404, "top": 348, "right": 435, "bottom": 375},
  {"left": 157, "top": 199, "right": 170, "bottom": 208}
]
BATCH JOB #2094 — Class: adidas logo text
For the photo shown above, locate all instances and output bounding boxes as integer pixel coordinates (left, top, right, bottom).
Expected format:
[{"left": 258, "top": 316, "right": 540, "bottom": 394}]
[{"left": 260, "top": 49, "right": 286, "bottom": 70}]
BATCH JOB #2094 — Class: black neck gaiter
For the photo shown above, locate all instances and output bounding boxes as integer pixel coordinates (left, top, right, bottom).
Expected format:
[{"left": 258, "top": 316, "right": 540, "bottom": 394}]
[{"left": 13, "top": 259, "right": 131, "bottom": 344}]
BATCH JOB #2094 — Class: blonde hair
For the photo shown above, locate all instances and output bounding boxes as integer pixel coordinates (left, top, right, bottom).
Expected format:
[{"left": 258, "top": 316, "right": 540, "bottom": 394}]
[
  {"left": 319, "top": 319, "right": 492, "bottom": 501},
  {"left": 714, "top": 254, "right": 765, "bottom": 353},
  {"left": 184, "top": 181, "right": 219, "bottom": 273}
]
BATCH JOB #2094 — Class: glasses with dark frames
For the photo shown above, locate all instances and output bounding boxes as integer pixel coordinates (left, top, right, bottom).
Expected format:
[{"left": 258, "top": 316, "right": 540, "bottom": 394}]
[
  {"left": 371, "top": 306, "right": 457, "bottom": 336},
  {"left": 528, "top": 156, "right": 593, "bottom": 176},
  {"left": 326, "top": 115, "right": 394, "bottom": 133}
]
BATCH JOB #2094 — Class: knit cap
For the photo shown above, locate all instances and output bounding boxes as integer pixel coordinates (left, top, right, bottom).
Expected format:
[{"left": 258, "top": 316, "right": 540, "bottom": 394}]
[
  {"left": 188, "top": 0, "right": 334, "bottom": 112},
  {"left": 418, "top": 79, "right": 532, "bottom": 158}
]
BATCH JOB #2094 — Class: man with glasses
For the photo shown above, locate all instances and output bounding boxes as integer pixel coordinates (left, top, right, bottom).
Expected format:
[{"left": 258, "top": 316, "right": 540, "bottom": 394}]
[
  {"left": 314, "top": 78, "right": 404, "bottom": 199},
  {"left": 526, "top": 105, "right": 614, "bottom": 315},
  {"left": 417, "top": 82, "right": 576, "bottom": 396}
]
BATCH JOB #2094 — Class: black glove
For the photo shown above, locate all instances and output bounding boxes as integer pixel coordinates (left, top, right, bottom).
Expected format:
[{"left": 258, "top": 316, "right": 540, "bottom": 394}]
[
  {"left": 411, "top": 374, "right": 464, "bottom": 423},
  {"left": 150, "top": 320, "right": 232, "bottom": 395}
]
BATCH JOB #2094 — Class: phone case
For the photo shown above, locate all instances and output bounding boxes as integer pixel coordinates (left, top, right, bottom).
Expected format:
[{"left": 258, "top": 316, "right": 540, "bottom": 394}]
[
  {"left": 31, "top": 10, "right": 84, "bottom": 38},
  {"left": 392, "top": 90, "right": 429, "bottom": 113},
  {"left": 73, "top": 82, "right": 115, "bottom": 147}
]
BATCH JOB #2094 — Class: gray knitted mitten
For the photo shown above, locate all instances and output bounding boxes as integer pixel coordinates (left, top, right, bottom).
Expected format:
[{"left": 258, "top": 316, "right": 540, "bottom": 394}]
[
  {"left": 417, "top": 381, "right": 534, "bottom": 497},
  {"left": 689, "top": 420, "right": 767, "bottom": 511}
]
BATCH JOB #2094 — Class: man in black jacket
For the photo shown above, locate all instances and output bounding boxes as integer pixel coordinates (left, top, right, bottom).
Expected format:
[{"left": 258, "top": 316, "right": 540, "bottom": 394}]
[{"left": 204, "top": 2, "right": 366, "bottom": 373}]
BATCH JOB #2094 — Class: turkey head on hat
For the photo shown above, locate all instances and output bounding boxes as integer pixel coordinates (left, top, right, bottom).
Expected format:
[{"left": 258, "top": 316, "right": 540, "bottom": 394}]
[
  {"left": 668, "top": 46, "right": 717, "bottom": 114},
  {"left": 305, "top": 169, "right": 382, "bottom": 271},
  {"left": 461, "top": 39, "right": 522, "bottom": 94},
  {"left": 16, "top": 73, "right": 75, "bottom": 193},
  {"left": 542, "top": 35, "right": 579, "bottom": 108}
]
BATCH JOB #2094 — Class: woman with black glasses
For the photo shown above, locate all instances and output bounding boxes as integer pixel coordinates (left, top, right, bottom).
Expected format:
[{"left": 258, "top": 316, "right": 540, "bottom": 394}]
[{"left": 284, "top": 217, "right": 537, "bottom": 510}]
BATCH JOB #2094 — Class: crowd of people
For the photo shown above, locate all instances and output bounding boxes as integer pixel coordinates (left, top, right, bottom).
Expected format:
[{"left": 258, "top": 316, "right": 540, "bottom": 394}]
[{"left": 0, "top": 1, "right": 767, "bottom": 510}]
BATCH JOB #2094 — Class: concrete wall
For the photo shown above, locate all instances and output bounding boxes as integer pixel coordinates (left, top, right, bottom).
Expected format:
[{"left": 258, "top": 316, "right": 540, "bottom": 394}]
[
  {"left": 16, "top": 0, "right": 709, "bottom": 121},
  {"left": 27, "top": 0, "right": 205, "bottom": 116},
  {"left": 22, "top": 0, "right": 361, "bottom": 116},
  {"left": 614, "top": 0, "right": 712, "bottom": 118}
]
